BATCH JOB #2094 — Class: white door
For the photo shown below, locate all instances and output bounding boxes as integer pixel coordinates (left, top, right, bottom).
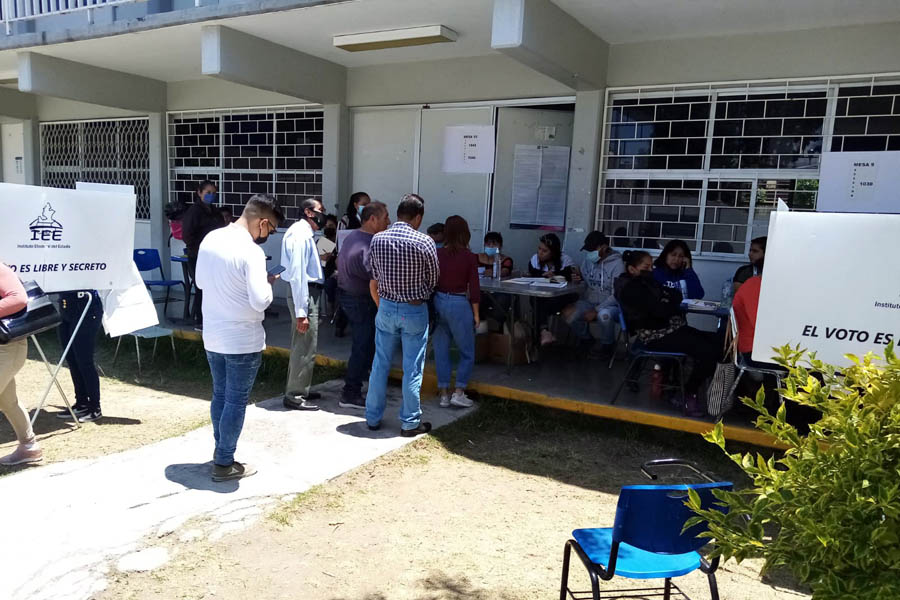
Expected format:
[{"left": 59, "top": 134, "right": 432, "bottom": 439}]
[
  {"left": 350, "top": 108, "right": 418, "bottom": 214},
  {"left": 416, "top": 107, "right": 494, "bottom": 241}
]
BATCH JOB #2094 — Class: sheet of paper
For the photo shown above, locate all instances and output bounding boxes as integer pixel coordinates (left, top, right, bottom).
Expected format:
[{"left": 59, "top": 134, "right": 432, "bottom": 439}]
[
  {"left": 510, "top": 144, "right": 570, "bottom": 228},
  {"left": 442, "top": 125, "right": 496, "bottom": 173}
]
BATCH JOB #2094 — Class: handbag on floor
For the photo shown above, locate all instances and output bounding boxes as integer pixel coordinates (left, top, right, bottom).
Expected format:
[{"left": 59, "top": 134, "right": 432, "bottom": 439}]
[
  {"left": 706, "top": 323, "right": 737, "bottom": 418},
  {"left": 0, "top": 281, "right": 62, "bottom": 344}
]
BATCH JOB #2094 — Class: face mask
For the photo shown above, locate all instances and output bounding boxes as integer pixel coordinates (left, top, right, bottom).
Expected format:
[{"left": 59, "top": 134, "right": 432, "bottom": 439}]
[
  {"left": 585, "top": 250, "right": 600, "bottom": 263},
  {"left": 309, "top": 210, "right": 327, "bottom": 229},
  {"left": 202, "top": 192, "right": 217, "bottom": 204},
  {"left": 357, "top": 205, "right": 365, "bottom": 217},
  {"left": 484, "top": 247, "right": 499, "bottom": 256},
  {"left": 640, "top": 270, "right": 654, "bottom": 280}
]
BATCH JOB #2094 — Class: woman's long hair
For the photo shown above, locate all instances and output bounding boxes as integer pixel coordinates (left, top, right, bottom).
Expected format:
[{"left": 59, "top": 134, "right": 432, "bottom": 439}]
[
  {"left": 653, "top": 239, "right": 693, "bottom": 272},
  {"left": 539, "top": 233, "right": 563, "bottom": 272},
  {"left": 443, "top": 215, "right": 471, "bottom": 255}
]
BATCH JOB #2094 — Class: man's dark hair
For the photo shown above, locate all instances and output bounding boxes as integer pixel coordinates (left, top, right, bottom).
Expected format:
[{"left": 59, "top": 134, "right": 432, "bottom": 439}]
[
  {"left": 361, "top": 201, "right": 387, "bottom": 223},
  {"left": 197, "top": 179, "right": 216, "bottom": 194},
  {"left": 243, "top": 194, "right": 284, "bottom": 227},
  {"left": 751, "top": 236, "right": 767, "bottom": 251},
  {"left": 397, "top": 194, "right": 425, "bottom": 221},
  {"left": 426, "top": 222, "right": 444, "bottom": 235},
  {"left": 300, "top": 198, "right": 322, "bottom": 215},
  {"left": 326, "top": 214, "right": 338, "bottom": 226}
]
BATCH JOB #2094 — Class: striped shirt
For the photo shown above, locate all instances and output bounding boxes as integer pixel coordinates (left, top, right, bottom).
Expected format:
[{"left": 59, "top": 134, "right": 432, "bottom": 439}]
[{"left": 366, "top": 221, "right": 439, "bottom": 303}]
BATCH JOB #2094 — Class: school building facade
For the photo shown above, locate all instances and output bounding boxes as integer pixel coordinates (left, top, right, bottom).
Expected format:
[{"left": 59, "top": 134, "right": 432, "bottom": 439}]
[{"left": 1, "top": 0, "right": 899, "bottom": 296}]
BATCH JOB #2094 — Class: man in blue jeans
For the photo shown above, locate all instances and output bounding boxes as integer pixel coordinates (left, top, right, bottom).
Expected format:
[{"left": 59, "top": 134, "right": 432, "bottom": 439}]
[
  {"left": 365, "top": 194, "right": 439, "bottom": 437},
  {"left": 336, "top": 201, "right": 390, "bottom": 408},
  {"left": 196, "top": 194, "right": 283, "bottom": 482}
]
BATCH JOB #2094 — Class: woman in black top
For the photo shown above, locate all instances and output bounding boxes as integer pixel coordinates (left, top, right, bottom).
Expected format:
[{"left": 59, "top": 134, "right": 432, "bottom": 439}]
[
  {"left": 528, "top": 234, "right": 578, "bottom": 346},
  {"left": 181, "top": 180, "right": 224, "bottom": 326},
  {"left": 338, "top": 192, "right": 370, "bottom": 231},
  {"left": 615, "top": 250, "right": 720, "bottom": 417}
]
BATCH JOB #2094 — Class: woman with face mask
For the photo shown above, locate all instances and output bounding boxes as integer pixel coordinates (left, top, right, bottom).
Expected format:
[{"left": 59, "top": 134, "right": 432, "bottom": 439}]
[
  {"left": 615, "top": 250, "right": 720, "bottom": 417},
  {"left": 339, "top": 192, "right": 370, "bottom": 231},
  {"left": 476, "top": 232, "right": 514, "bottom": 278},
  {"left": 181, "top": 180, "right": 225, "bottom": 328}
]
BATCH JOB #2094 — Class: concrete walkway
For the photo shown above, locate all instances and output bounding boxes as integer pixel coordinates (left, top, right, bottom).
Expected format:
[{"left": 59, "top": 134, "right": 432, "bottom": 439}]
[{"left": 0, "top": 380, "right": 472, "bottom": 600}]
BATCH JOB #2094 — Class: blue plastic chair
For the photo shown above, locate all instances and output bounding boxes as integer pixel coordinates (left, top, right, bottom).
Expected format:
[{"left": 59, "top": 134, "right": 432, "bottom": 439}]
[
  {"left": 134, "top": 249, "right": 187, "bottom": 317},
  {"left": 560, "top": 480, "right": 733, "bottom": 600},
  {"left": 610, "top": 309, "right": 688, "bottom": 406}
]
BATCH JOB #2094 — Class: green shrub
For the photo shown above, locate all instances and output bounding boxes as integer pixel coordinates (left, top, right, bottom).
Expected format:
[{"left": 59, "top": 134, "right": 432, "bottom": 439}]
[{"left": 687, "top": 344, "right": 900, "bottom": 600}]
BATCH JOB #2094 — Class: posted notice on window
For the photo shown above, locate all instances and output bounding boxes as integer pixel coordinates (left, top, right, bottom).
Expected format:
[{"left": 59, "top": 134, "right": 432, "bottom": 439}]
[
  {"left": 510, "top": 144, "right": 570, "bottom": 229},
  {"left": 753, "top": 210, "right": 900, "bottom": 367},
  {"left": 817, "top": 151, "right": 900, "bottom": 214}
]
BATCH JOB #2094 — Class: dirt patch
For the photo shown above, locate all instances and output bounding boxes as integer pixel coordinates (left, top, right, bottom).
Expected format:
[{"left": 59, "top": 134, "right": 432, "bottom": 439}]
[
  {"left": 97, "top": 401, "right": 810, "bottom": 600},
  {"left": 0, "top": 333, "right": 341, "bottom": 474}
]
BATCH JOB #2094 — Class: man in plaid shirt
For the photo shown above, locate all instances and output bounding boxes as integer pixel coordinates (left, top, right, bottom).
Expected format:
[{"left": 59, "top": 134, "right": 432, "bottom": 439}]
[{"left": 364, "top": 194, "right": 439, "bottom": 437}]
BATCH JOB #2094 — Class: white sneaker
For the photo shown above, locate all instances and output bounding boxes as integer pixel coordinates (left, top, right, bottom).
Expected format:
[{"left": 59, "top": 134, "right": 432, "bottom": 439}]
[
  {"left": 450, "top": 390, "right": 474, "bottom": 408},
  {"left": 439, "top": 393, "right": 451, "bottom": 408}
]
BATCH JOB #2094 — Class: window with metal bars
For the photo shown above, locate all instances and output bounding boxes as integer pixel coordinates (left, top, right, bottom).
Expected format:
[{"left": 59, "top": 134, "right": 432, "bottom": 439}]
[
  {"left": 167, "top": 106, "right": 324, "bottom": 225},
  {"left": 40, "top": 118, "right": 151, "bottom": 220},
  {"left": 599, "top": 75, "right": 900, "bottom": 255}
]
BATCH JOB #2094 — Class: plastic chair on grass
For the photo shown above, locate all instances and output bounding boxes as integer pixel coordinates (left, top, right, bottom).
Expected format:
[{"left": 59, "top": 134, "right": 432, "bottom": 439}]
[
  {"left": 134, "top": 248, "right": 188, "bottom": 318},
  {"left": 610, "top": 309, "right": 688, "bottom": 406},
  {"left": 113, "top": 326, "right": 177, "bottom": 376},
  {"left": 560, "top": 459, "right": 733, "bottom": 600}
]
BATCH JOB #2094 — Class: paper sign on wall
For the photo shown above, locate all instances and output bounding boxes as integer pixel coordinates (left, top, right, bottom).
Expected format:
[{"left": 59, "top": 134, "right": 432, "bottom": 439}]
[
  {"left": 753, "top": 210, "right": 900, "bottom": 367},
  {"left": 0, "top": 183, "right": 136, "bottom": 292},
  {"left": 442, "top": 125, "right": 496, "bottom": 173},
  {"left": 510, "top": 144, "right": 570, "bottom": 229},
  {"left": 817, "top": 151, "right": 900, "bottom": 213}
]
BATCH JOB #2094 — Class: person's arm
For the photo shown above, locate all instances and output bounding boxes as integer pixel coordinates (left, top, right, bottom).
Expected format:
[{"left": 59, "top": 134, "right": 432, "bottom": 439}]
[
  {"left": 621, "top": 282, "right": 681, "bottom": 321},
  {"left": 425, "top": 241, "right": 440, "bottom": 292},
  {"left": 501, "top": 256, "right": 513, "bottom": 278},
  {"left": 0, "top": 265, "right": 27, "bottom": 318},
  {"left": 245, "top": 251, "right": 273, "bottom": 313},
  {"left": 527, "top": 256, "right": 542, "bottom": 277},
  {"left": 369, "top": 280, "right": 379, "bottom": 308},
  {"left": 468, "top": 255, "right": 481, "bottom": 328},
  {"left": 686, "top": 268, "right": 705, "bottom": 299},
  {"left": 283, "top": 230, "right": 311, "bottom": 321}
]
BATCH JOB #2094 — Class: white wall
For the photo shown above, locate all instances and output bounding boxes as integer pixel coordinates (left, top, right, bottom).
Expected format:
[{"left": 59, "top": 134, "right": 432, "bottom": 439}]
[
  {"left": 347, "top": 54, "right": 572, "bottom": 107},
  {"left": 607, "top": 21, "right": 900, "bottom": 88},
  {"left": 36, "top": 95, "right": 142, "bottom": 121},
  {"left": 167, "top": 78, "right": 306, "bottom": 111},
  {"left": 1, "top": 123, "right": 26, "bottom": 184}
]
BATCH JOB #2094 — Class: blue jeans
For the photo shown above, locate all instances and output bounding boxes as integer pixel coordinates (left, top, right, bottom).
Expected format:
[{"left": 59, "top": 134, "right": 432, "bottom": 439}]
[
  {"left": 206, "top": 351, "right": 262, "bottom": 466},
  {"left": 365, "top": 299, "right": 428, "bottom": 430},
  {"left": 569, "top": 300, "right": 620, "bottom": 345},
  {"left": 432, "top": 292, "right": 475, "bottom": 389},
  {"left": 339, "top": 291, "right": 377, "bottom": 396}
]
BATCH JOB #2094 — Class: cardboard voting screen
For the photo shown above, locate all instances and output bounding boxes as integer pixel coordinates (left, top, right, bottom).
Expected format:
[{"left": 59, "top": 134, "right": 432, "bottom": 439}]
[
  {"left": 753, "top": 211, "right": 900, "bottom": 367},
  {"left": 0, "top": 183, "right": 136, "bottom": 292}
]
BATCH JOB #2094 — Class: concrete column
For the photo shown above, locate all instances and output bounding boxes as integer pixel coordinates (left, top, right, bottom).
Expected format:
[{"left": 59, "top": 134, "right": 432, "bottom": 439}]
[
  {"left": 322, "top": 104, "right": 350, "bottom": 215},
  {"left": 18, "top": 52, "right": 165, "bottom": 112},
  {"left": 0, "top": 87, "right": 36, "bottom": 121},
  {"left": 147, "top": 113, "right": 170, "bottom": 275},
  {"left": 492, "top": 0, "right": 608, "bottom": 90},
  {"left": 21, "top": 119, "right": 41, "bottom": 186},
  {"left": 563, "top": 90, "right": 604, "bottom": 257}
]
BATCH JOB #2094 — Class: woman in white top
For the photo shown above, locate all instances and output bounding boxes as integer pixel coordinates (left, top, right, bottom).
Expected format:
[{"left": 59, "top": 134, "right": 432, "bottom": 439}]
[{"left": 526, "top": 234, "right": 579, "bottom": 346}]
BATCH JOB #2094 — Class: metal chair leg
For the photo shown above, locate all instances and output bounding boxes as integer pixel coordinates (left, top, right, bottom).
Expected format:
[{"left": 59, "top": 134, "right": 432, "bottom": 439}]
[
  {"left": 708, "top": 571, "right": 720, "bottom": 600},
  {"left": 163, "top": 286, "right": 171, "bottom": 316},
  {"left": 113, "top": 336, "right": 122, "bottom": 366},
  {"left": 152, "top": 337, "right": 158, "bottom": 362},
  {"left": 170, "top": 334, "right": 177, "bottom": 360},
  {"left": 664, "top": 577, "right": 672, "bottom": 600},
  {"left": 611, "top": 357, "right": 638, "bottom": 405},
  {"left": 675, "top": 358, "right": 687, "bottom": 406},
  {"left": 560, "top": 542, "right": 572, "bottom": 600},
  {"left": 135, "top": 336, "right": 142, "bottom": 377}
]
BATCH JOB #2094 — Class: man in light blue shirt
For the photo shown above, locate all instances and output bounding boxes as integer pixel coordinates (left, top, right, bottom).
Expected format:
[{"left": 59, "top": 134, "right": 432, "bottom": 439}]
[{"left": 281, "top": 198, "right": 327, "bottom": 410}]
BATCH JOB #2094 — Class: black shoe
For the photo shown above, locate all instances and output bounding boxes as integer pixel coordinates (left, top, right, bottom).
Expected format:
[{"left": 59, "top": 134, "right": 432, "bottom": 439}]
[
  {"left": 211, "top": 461, "right": 257, "bottom": 482},
  {"left": 400, "top": 422, "right": 432, "bottom": 437},
  {"left": 77, "top": 409, "right": 102, "bottom": 423},
  {"left": 305, "top": 392, "right": 322, "bottom": 400},
  {"left": 283, "top": 396, "right": 319, "bottom": 411},
  {"left": 367, "top": 422, "right": 381, "bottom": 431},
  {"left": 56, "top": 406, "right": 90, "bottom": 420},
  {"left": 338, "top": 396, "right": 366, "bottom": 410}
]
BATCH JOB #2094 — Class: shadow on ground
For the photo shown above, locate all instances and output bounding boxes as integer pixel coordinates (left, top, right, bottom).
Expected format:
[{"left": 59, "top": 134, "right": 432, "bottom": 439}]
[{"left": 328, "top": 571, "right": 521, "bottom": 600}]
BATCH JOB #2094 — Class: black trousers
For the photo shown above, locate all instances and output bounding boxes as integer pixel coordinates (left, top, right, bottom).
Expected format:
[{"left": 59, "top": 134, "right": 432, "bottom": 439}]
[
  {"left": 57, "top": 291, "right": 103, "bottom": 411},
  {"left": 647, "top": 326, "right": 721, "bottom": 394},
  {"left": 187, "top": 254, "right": 202, "bottom": 323}
]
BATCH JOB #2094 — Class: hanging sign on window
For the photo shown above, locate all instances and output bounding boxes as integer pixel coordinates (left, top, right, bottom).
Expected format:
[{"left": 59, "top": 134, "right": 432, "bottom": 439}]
[
  {"left": 442, "top": 125, "right": 496, "bottom": 174},
  {"left": 817, "top": 151, "right": 900, "bottom": 214}
]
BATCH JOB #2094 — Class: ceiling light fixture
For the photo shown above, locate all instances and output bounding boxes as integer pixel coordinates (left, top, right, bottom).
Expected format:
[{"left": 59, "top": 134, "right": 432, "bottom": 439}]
[{"left": 333, "top": 25, "right": 458, "bottom": 52}]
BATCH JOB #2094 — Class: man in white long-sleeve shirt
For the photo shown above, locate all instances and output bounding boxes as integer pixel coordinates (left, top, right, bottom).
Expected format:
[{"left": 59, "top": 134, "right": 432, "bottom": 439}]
[
  {"left": 281, "top": 197, "right": 327, "bottom": 411},
  {"left": 196, "top": 194, "right": 283, "bottom": 482}
]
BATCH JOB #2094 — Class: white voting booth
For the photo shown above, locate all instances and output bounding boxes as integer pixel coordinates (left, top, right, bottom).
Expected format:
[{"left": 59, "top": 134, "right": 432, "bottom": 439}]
[
  {"left": 754, "top": 205, "right": 900, "bottom": 367},
  {"left": 0, "top": 182, "right": 157, "bottom": 424}
]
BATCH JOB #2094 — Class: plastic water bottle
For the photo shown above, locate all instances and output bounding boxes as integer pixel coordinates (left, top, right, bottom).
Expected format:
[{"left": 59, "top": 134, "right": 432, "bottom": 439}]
[
  {"left": 679, "top": 279, "right": 689, "bottom": 299},
  {"left": 651, "top": 364, "right": 664, "bottom": 401},
  {"left": 492, "top": 252, "right": 501, "bottom": 279}
]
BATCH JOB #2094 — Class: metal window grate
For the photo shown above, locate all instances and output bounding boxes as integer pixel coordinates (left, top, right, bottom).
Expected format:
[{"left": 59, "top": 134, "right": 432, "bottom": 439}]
[
  {"left": 599, "top": 73, "right": 900, "bottom": 255},
  {"left": 40, "top": 118, "right": 151, "bottom": 220},
  {"left": 167, "top": 105, "right": 324, "bottom": 225}
]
